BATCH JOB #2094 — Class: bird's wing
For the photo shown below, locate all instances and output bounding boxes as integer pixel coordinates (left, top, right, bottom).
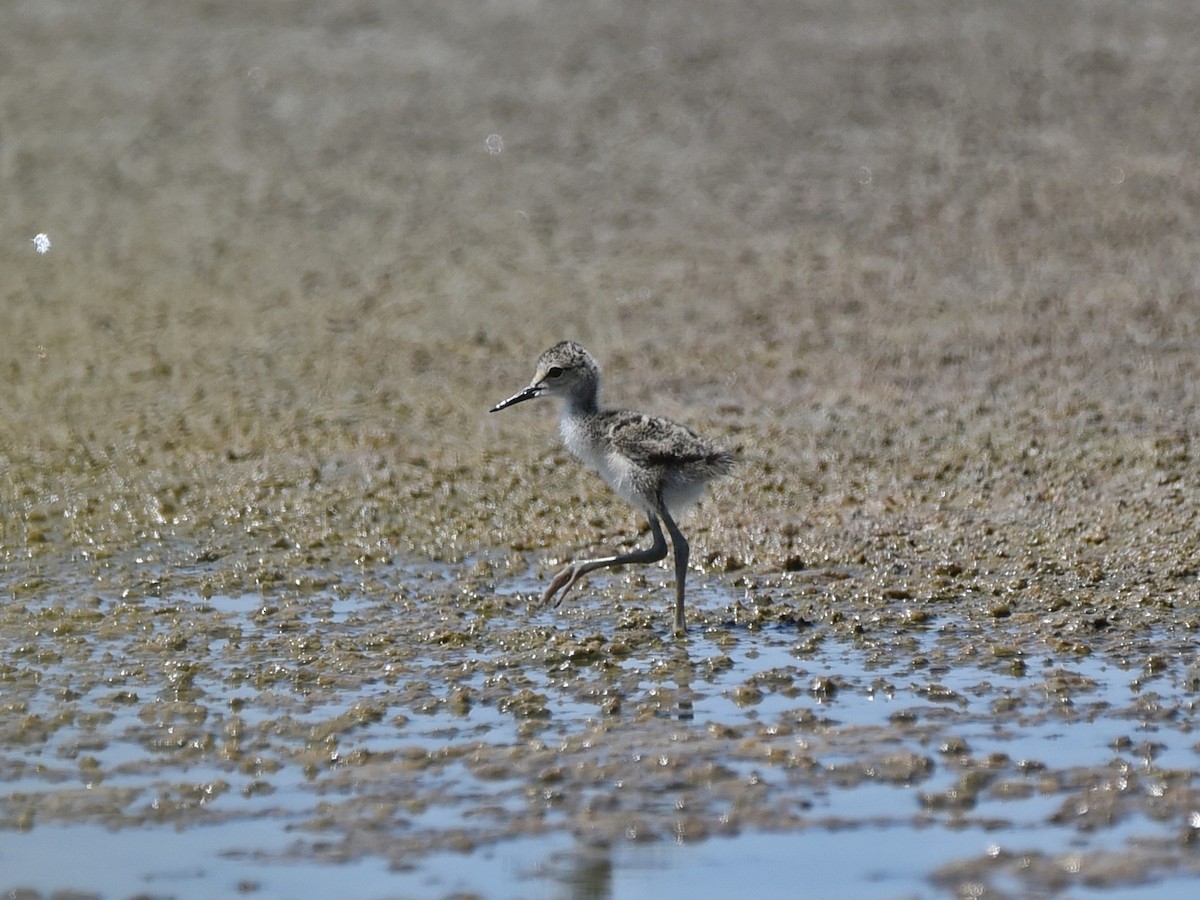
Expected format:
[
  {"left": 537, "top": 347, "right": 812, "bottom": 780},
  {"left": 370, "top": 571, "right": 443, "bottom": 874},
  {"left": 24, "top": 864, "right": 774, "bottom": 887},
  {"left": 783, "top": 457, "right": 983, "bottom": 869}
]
[{"left": 601, "top": 411, "right": 718, "bottom": 468}]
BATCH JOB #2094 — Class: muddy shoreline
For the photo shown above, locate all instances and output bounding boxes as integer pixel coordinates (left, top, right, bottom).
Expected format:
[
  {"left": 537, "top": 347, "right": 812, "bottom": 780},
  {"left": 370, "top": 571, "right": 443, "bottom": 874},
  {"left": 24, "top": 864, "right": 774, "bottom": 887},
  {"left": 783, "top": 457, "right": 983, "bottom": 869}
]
[{"left": 4, "top": 1, "right": 1200, "bottom": 896}]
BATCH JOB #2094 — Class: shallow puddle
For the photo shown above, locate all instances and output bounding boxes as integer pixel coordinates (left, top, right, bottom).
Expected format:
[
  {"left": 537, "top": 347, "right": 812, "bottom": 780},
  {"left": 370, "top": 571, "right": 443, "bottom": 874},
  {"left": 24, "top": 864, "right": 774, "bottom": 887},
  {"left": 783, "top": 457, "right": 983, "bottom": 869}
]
[{"left": 1, "top": 561, "right": 1198, "bottom": 898}]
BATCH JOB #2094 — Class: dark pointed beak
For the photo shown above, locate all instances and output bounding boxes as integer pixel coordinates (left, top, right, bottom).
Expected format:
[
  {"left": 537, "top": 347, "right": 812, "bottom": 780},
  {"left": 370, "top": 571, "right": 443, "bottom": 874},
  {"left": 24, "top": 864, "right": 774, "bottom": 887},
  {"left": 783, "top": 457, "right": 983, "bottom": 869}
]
[{"left": 489, "top": 384, "right": 543, "bottom": 412}]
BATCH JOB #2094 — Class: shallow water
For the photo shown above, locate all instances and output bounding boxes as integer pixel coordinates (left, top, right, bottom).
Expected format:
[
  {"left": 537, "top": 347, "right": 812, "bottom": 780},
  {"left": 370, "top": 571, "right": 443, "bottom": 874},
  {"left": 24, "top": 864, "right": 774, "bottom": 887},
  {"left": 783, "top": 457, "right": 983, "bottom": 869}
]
[{"left": 2, "top": 563, "right": 1197, "bottom": 898}]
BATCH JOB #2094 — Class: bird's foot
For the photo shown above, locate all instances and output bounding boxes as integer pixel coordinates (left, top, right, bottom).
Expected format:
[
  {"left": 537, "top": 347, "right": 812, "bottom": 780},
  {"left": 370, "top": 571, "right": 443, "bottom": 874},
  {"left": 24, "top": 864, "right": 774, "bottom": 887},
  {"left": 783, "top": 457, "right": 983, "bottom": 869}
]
[
  {"left": 542, "top": 563, "right": 584, "bottom": 608},
  {"left": 673, "top": 612, "right": 688, "bottom": 637}
]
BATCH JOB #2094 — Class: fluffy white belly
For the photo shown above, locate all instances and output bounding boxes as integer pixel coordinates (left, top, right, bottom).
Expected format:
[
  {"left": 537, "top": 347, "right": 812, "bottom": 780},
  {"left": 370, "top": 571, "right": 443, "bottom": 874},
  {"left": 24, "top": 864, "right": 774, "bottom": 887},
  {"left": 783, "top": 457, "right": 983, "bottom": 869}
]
[{"left": 560, "top": 416, "right": 653, "bottom": 512}]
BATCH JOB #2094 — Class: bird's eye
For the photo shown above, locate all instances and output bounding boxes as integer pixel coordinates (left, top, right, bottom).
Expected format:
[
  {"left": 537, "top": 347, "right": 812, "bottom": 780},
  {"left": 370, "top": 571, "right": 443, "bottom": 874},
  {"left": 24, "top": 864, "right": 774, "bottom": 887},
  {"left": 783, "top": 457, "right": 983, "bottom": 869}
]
[{"left": 545, "top": 366, "right": 564, "bottom": 379}]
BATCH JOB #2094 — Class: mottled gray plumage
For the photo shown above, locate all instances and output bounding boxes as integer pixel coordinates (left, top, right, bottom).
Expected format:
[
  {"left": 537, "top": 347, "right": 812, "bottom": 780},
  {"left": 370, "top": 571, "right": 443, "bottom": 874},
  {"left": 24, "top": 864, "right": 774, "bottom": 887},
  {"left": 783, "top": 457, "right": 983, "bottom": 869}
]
[{"left": 490, "top": 340, "right": 734, "bottom": 634}]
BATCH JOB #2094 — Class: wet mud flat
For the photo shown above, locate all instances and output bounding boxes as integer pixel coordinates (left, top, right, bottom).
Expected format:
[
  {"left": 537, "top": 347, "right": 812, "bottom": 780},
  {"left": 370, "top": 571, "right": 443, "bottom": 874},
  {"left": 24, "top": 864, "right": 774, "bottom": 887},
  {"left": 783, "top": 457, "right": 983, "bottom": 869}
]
[
  {"left": 5, "top": 0, "right": 1200, "bottom": 896},
  {"left": 1, "top": 552, "right": 1199, "bottom": 898}
]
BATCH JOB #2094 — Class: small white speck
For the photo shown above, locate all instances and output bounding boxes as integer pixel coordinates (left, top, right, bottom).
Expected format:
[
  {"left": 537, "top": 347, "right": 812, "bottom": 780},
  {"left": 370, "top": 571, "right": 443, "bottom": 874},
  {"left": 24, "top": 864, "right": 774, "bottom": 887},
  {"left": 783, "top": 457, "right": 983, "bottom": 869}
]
[
  {"left": 484, "top": 133, "right": 504, "bottom": 155},
  {"left": 246, "top": 66, "right": 267, "bottom": 92},
  {"left": 32, "top": 233, "right": 51, "bottom": 254}
]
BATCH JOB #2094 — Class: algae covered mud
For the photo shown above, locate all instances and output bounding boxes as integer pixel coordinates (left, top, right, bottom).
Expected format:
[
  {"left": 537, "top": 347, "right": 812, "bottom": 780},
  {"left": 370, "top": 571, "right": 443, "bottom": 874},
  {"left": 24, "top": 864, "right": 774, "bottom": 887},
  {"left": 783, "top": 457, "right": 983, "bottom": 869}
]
[{"left": 5, "top": 0, "right": 1200, "bottom": 896}]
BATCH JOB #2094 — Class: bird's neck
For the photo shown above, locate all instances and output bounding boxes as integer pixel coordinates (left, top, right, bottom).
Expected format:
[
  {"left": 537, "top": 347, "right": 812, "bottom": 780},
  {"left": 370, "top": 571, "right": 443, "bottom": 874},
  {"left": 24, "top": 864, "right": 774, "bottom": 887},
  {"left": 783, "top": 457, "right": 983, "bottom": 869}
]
[{"left": 563, "top": 386, "right": 600, "bottom": 418}]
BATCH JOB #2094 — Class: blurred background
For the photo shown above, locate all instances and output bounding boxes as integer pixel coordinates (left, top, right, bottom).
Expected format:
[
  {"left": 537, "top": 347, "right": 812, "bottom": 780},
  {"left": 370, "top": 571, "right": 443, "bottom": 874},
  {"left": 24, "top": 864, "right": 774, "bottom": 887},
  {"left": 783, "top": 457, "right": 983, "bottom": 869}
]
[{"left": 3, "top": 0, "right": 1199, "bottom": 602}]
